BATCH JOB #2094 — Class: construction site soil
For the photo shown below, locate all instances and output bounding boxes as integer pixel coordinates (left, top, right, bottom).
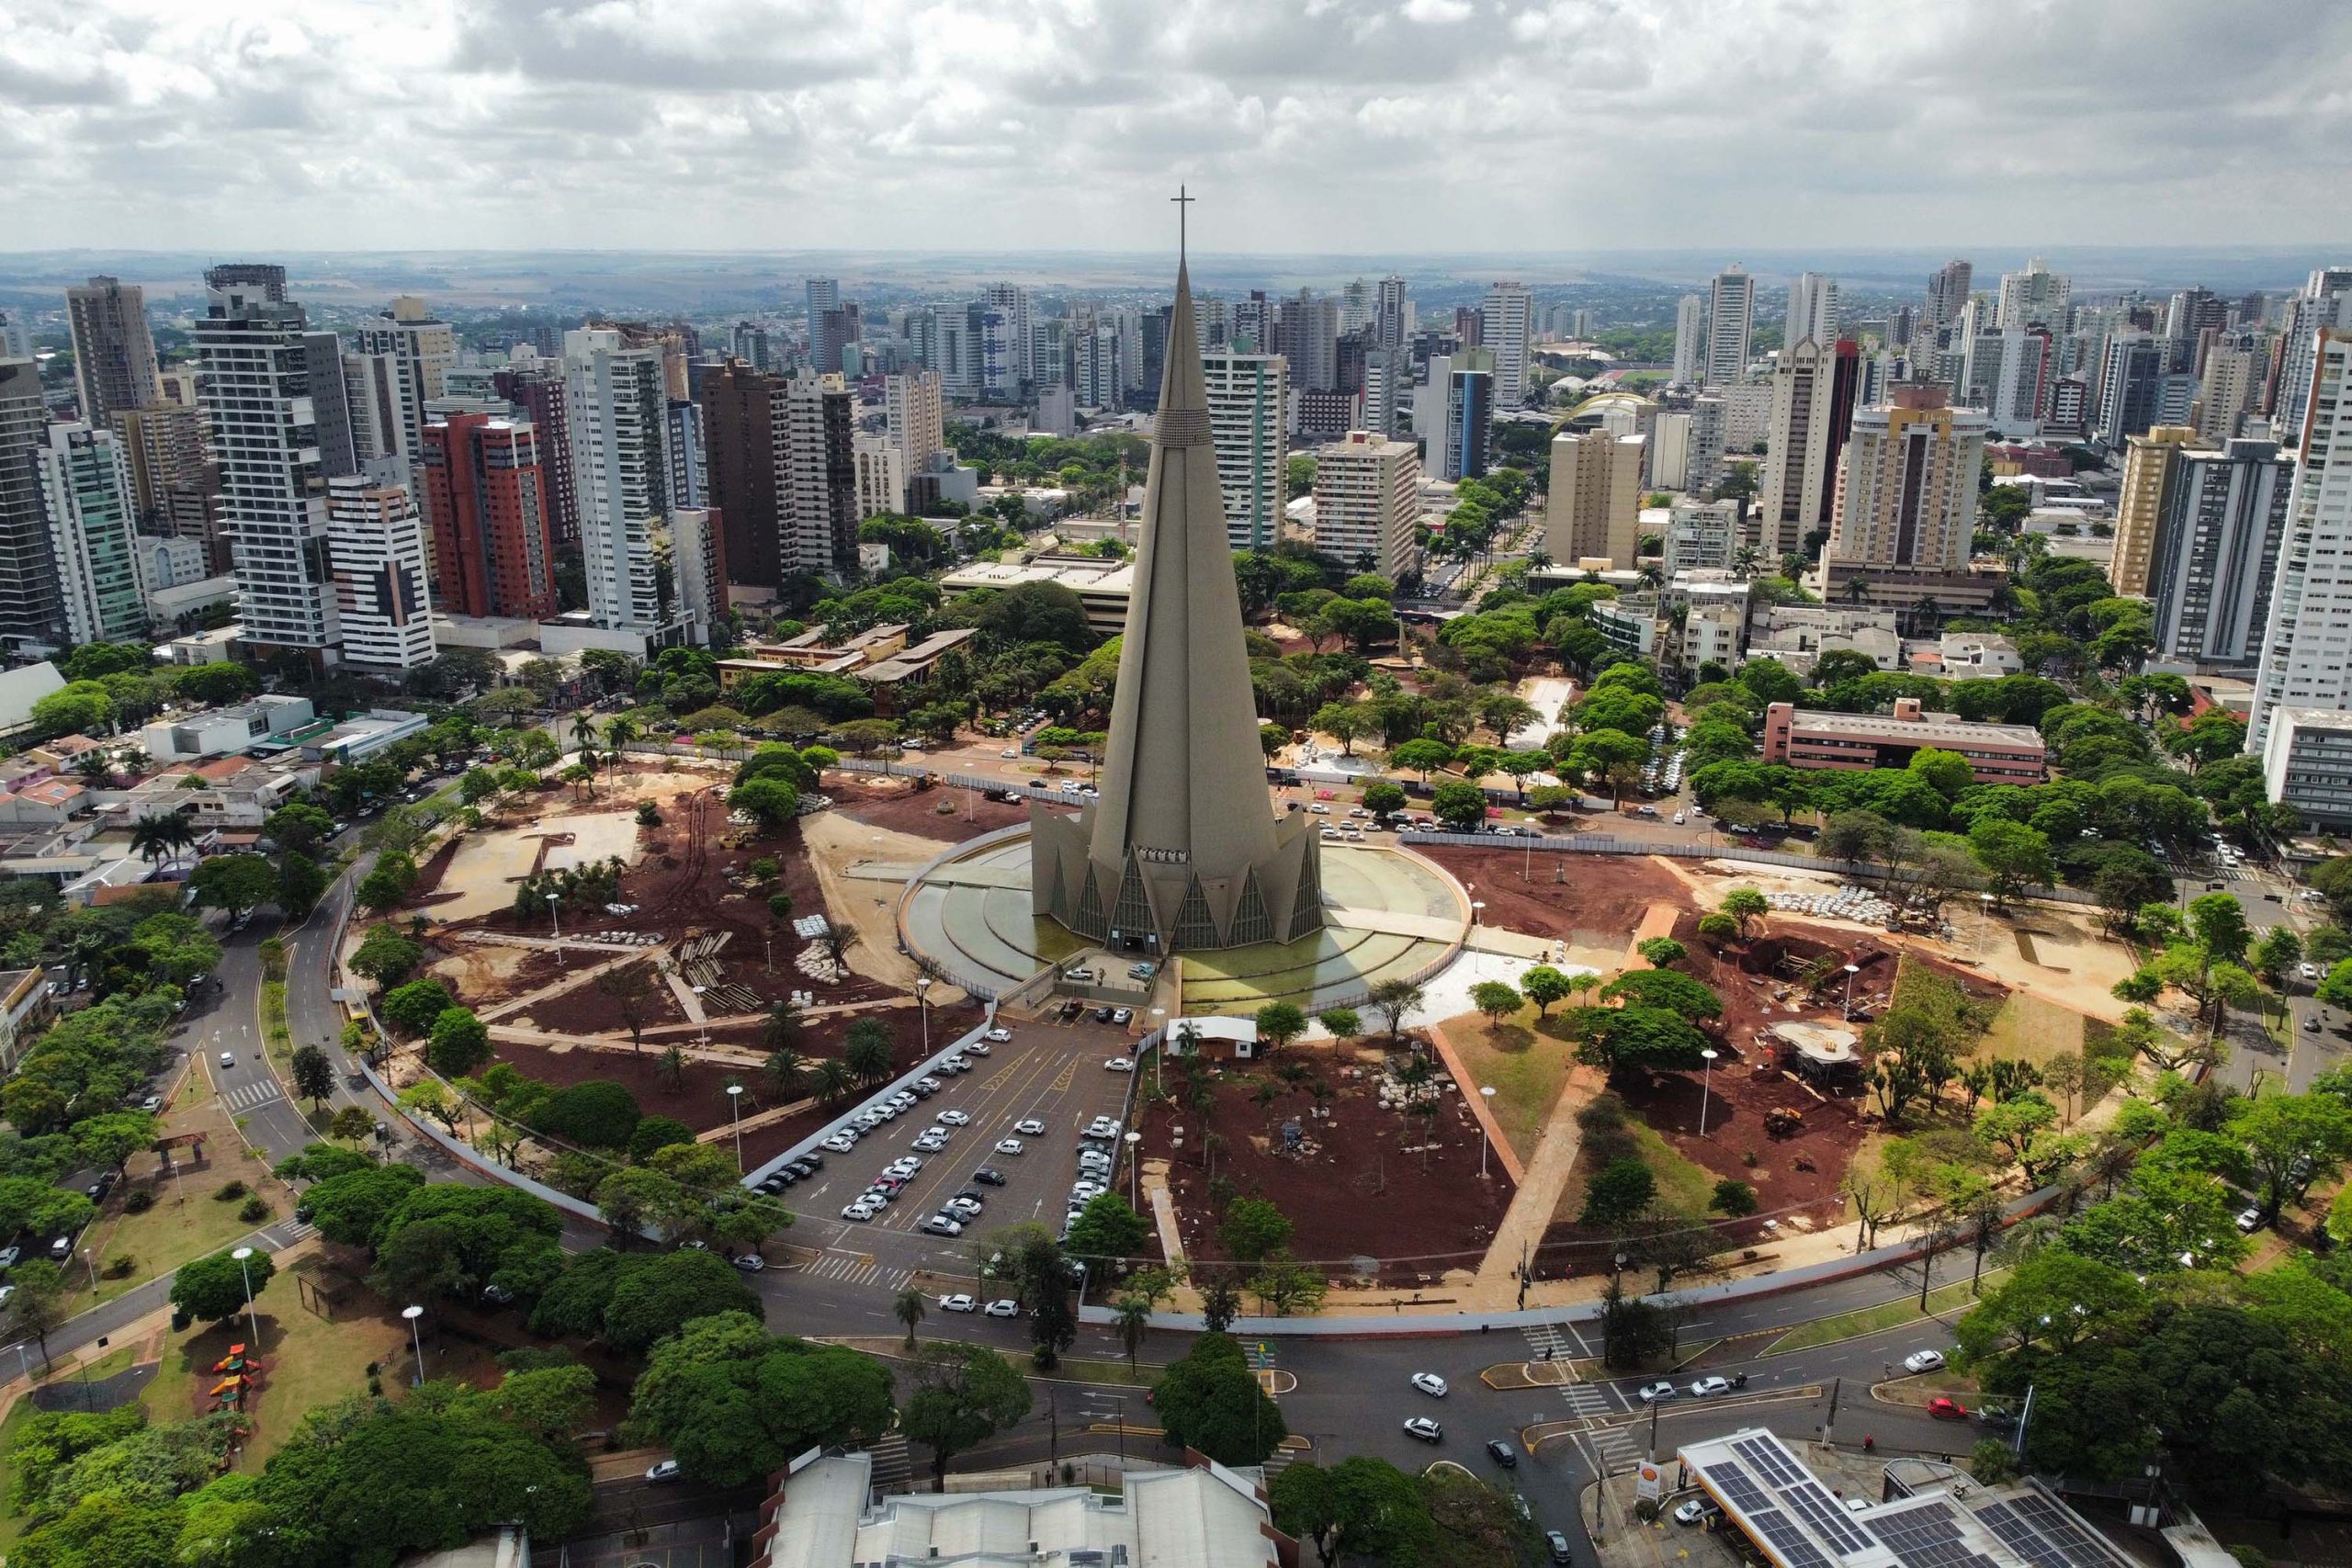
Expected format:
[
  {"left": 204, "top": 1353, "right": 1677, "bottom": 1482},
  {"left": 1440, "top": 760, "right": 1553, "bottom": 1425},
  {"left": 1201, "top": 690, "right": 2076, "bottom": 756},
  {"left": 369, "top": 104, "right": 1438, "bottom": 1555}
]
[
  {"left": 1420, "top": 847, "right": 1690, "bottom": 949},
  {"left": 1139, "top": 1046, "right": 1515, "bottom": 1286},
  {"left": 826, "top": 772, "right": 1034, "bottom": 841},
  {"left": 486, "top": 1033, "right": 835, "bottom": 1170}
]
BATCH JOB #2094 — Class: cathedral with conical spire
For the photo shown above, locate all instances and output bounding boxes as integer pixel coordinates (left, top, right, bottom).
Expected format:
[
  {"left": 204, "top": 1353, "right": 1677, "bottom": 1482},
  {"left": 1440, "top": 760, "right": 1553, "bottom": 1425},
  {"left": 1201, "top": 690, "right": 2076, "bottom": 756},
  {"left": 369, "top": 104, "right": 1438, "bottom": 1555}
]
[{"left": 1028, "top": 197, "right": 1325, "bottom": 954}]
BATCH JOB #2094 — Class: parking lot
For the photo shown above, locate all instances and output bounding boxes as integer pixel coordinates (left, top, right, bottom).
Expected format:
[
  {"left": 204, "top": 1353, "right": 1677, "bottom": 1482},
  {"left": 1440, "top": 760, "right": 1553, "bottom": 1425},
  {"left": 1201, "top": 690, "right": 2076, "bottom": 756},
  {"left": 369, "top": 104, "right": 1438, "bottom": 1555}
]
[{"left": 773, "top": 1015, "right": 1142, "bottom": 1257}]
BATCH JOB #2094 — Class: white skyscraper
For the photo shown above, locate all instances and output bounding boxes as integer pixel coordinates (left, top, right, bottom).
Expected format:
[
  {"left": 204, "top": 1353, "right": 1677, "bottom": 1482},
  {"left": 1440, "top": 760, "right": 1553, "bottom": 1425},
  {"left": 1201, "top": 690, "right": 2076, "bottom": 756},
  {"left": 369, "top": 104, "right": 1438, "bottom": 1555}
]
[
  {"left": 981, "top": 283, "right": 1033, "bottom": 393},
  {"left": 1313, "top": 430, "right": 1421, "bottom": 580},
  {"left": 1758, "top": 338, "right": 1837, "bottom": 558},
  {"left": 1671, "top": 294, "right": 1704, "bottom": 386},
  {"left": 1996, "top": 259, "right": 2072, "bottom": 333},
  {"left": 1199, "top": 350, "right": 1289, "bottom": 550},
  {"left": 1784, "top": 273, "right": 1839, "bottom": 353},
  {"left": 198, "top": 265, "right": 354, "bottom": 665},
  {"left": 563, "top": 327, "right": 678, "bottom": 634},
  {"left": 0, "top": 311, "right": 28, "bottom": 361},
  {"left": 1340, "top": 279, "right": 1372, "bottom": 336},
  {"left": 885, "top": 371, "right": 945, "bottom": 473},
  {"left": 326, "top": 474, "right": 435, "bottom": 670},
  {"left": 2251, "top": 329, "right": 2352, "bottom": 751},
  {"left": 1481, "top": 281, "right": 1534, "bottom": 407},
  {"left": 1706, "top": 267, "right": 1753, "bottom": 388},
  {"left": 2274, "top": 268, "right": 2352, "bottom": 444},
  {"left": 35, "top": 423, "right": 147, "bottom": 645},
  {"left": 352, "top": 299, "right": 456, "bottom": 459},
  {"left": 780, "top": 370, "right": 859, "bottom": 579}
]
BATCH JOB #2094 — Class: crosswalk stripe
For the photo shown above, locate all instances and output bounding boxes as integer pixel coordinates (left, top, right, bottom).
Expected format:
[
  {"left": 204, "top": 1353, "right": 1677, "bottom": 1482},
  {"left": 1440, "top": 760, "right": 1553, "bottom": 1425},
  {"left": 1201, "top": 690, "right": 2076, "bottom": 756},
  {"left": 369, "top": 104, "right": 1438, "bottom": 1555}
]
[{"left": 221, "top": 1081, "right": 283, "bottom": 1111}]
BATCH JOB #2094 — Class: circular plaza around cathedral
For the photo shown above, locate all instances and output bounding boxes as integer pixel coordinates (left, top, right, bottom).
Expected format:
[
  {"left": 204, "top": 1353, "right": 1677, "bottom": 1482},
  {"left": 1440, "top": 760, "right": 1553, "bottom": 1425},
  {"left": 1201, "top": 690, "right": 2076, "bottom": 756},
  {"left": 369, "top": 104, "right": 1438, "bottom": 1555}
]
[{"left": 898, "top": 827, "right": 1472, "bottom": 1016}]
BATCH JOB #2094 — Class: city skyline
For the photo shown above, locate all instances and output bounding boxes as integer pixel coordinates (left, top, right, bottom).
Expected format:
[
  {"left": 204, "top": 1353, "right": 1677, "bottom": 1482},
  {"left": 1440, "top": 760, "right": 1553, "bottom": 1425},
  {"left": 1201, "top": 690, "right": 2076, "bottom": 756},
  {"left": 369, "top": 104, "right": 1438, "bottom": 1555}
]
[{"left": 8, "top": 0, "right": 2352, "bottom": 256}]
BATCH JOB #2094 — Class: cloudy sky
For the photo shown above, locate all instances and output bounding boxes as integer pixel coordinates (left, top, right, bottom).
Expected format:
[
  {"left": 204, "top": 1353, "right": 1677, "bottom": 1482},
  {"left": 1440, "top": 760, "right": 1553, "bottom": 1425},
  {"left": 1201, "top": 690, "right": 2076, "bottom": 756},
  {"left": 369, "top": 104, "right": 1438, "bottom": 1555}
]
[{"left": 5, "top": 0, "right": 2348, "bottom": 255}]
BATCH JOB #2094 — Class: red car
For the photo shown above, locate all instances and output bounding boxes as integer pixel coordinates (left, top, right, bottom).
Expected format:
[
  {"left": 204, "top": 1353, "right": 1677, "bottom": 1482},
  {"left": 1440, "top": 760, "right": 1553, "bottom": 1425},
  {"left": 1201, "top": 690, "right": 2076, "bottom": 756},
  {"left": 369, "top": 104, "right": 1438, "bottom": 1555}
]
[{"left": 1927, "top": 1397, "right": 1967, "bottom": 1421}]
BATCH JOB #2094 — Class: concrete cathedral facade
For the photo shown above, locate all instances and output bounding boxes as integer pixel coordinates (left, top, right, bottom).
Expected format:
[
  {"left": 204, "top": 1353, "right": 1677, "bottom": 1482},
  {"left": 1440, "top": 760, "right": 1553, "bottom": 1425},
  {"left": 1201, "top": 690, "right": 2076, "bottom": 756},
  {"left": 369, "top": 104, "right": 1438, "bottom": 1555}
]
[{"left": 1029, "top": 241, "right": 1324, "bottom": 954}]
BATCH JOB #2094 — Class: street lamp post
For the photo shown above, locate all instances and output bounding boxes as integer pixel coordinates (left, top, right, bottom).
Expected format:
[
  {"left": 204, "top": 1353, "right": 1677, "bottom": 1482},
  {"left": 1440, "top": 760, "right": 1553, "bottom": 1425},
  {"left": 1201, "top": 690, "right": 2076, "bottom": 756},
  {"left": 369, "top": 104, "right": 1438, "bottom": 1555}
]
[
  {"left": 1842, "top": 963, "right": 1861, "bottom": 1021},
  {"left": 1125, "top": 1130, "right": 1143, "bottom": 1210},
  {"left": 545, "top": 893, "right": 563, "bottom": 965},
  {"left": 1149, "top": 1009, "right": 1166, "bottom": 1093},
  {"left": 401, "top": 1303, "right": 426, "bottom": 1386},
  {"left": 231, "top": 1246, "right": 262, "bottom": 1348},
  {"left": 1479, "top": 1084, "right": 1497, "bottom": 1177},
  {"left": 916, "top": 978, "right": 933, "bottom": 1055},
  {"left": 726, "top": 1083, "right": 744, "bottom": 1171},
  {"left": 1698, "top": 1048, "right": 1719, "bottom": 1137}
]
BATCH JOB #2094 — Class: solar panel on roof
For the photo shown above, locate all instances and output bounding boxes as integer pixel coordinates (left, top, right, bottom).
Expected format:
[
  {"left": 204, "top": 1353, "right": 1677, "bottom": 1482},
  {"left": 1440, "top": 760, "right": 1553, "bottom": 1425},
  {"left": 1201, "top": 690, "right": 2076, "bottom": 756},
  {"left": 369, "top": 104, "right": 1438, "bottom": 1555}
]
[
  {"left": 1750, "top": 1508, "right": 1837, "bottom": 1568},
  {"left": 2009, "top": 1494, "right": 2133, "bottom": 1568},
  {"left": 1735, "top": 1435, "right": 1809, "bottom": 1486},
  {"left": 1784, "top": 1479, "right": 1877, "bottom": 1553},
  {"left": 1713, "top": 1467, "right": 1773, "bottom": 1515}
]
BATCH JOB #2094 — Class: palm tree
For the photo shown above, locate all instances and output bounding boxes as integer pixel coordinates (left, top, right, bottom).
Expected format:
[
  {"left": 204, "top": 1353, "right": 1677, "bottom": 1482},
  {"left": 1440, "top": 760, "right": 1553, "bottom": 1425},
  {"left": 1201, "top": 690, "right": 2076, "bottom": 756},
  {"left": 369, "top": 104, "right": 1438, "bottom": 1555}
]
[
  {"left": 812, "top": 1057, "right": 855, "bottom": 1105},
  {"left": 655, "top": 1045, "right": 687, "bottom": 1091},
  {"left": 602, "top": 715, "right": 637, "bottom": 767},
  {"left": 893, "top": 1284, "right": 927, "bottom": 1349},
  {"left": 1113, "top": 1296, "right": 1153, "bottom": 1372},
  {"left": 763, "top": 1048, "right": 808, "bottom": 1103},
  {"left": 1731, "top": 544, "right": 1762, "bottom": 578},
  {"left": 73, "top": 749, "right": 114, "bottom": 786},
  {"left": 570, "top": 710, "right": 596, "bottom": 755},
  {"left": 1780, "top": 551, "right": 1807, "bottom": 581},
  {"left": 1845, "top": 575, "right": 1874, "bottom": 606},
  {"left": 130, "top": 813, "right": 179, "bottom": 867},
  {"left": 763, "top": 998, "right": 805, "bottom": 1051},
  {"left": 1912, "top": 596, "right": 1944, "bottom": 634}
]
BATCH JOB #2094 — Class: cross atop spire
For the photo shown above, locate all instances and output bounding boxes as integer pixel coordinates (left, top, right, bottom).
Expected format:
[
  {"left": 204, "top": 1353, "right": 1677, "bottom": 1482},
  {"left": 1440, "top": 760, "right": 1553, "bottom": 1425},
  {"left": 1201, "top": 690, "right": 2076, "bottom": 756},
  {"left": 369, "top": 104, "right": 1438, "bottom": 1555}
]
[{"left": 1171, "top": 186, "right": 1194, "bottom": 264}]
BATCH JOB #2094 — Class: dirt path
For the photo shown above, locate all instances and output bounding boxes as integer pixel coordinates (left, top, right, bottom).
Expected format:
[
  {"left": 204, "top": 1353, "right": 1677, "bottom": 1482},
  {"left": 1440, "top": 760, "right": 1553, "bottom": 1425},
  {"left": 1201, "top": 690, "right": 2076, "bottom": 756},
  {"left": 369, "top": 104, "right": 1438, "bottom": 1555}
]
[
  {"left": 799, "top": 812, "right": 958, "bottom": 997},
  {"left": 484, "top": 1023, "right": 771, "bottom": 1069},
  {"left": 476, "top": 949, "right": 653, "bottom": 1024}
]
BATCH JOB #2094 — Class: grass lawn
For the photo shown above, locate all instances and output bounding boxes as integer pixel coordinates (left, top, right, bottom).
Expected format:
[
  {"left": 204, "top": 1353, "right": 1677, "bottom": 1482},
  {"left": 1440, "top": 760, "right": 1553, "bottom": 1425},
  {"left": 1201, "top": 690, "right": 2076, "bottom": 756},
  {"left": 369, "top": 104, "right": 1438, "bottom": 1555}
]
[
  {"left": 1445, "top": 1009, "right": 1580, "bottom": 1166},
  {"left": 261, "top": 979, "right": 295, "bottom": 1072},
  {"left": 1559, "top": 1115, "right": 1718, "bottom": 1226},
  {"left": 1761, "top": 1267, "right": 2011, "bottom": 1356},
  {"left": 1979, "top": 991, "right": 2085, "bottom": 1067},
  {"left": 62, "top": 1096, "right": 278, "bottom": 1314}
]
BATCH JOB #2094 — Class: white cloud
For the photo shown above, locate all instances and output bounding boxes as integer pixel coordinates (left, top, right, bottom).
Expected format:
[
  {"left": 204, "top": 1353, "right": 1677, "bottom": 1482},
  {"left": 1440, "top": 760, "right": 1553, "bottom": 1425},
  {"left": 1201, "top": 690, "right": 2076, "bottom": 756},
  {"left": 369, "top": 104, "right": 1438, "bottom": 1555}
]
[{"left": 2, "top": 0, "right": 2348, "bottom": 252}]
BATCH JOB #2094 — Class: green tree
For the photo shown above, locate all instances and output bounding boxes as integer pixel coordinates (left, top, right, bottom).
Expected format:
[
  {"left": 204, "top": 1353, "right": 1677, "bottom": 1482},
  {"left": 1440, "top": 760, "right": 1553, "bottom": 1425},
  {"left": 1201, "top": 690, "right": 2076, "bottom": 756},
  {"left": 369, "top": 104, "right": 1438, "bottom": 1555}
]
[
  {"left": 1152, "top": 1331, "right": 1289, "bottom": 1465},
  {"left": 1635, "top": 936, "right": 1687, "bottom": 969},
  {"left": 1581, "top": 1158, "right": 1657, "bottom": 1227},
  {"left": 901, "top": 1340, "right": 1034, "bottom": 1486},
  {"left": 1471, "top": 980, "right": 1521, "bottom": 1028},
  {"left": 1220, "top": 1197, "right": 1294, "bottom": 1263},
  {"left": 304, "top": 1165, "right": 427, "bottom": 1246},
  {"left": 427, "top": 1007, "right": 492, "bottom": 1077},
  {"left": 349, "top": 925, "right": 425, "bottom": 987},
  {"left": 289, "top": 1043, "right": 335, "bottom": 1111},
  {"left": 623, "top": 1312, "right": 894, "bottom": 1486},
  {"left": 894, "top": 1283, "right": 926, "bottom": 1349},
  {"left": 188, "top": 854, "right": 277, "bottom": 919},
  {"left": 1064, "top": 1192, "right": 1149, "bottom": 1263},
  {"left": 842, "top": 1018, "right": 895, "bottom": 1085},
  {"left": 1253, "top": 1000, "right": 1308, "bottom": 1055},
  {"left": 2188, "top": 892, "right": 2255, "bottom": 966},
  {"left": 1970, "top": 817, "right": 2055, "bottom": 902},
  {"left": 171, "top": 1247, "right": 275, "bottom": 1323},
  {"left": 1721, "top": 887, "right": 1768, "bottom": 935},
  {"left": 381, "top": 977, "right": 454, "bottom": 1035},
  {"left": 1521, "top": 964, "right": 1572, "bottom": 1016},
  {"left": 1361, "top": 780, "right": 1408, "bottom": 821},
  {"left": 1430, "top": 779, "right": 1488, "bottom": 831}
]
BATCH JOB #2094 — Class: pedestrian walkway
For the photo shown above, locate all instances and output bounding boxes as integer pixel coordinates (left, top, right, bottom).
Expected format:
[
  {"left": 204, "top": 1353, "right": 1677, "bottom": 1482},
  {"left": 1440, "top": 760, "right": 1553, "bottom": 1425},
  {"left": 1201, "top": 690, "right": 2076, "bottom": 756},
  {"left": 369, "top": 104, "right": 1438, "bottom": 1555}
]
[
  {"left": 1584, "top": 1419, "right": 1645, "bottom": 1473},
  {"left": 1522, "top": 1321, "right": 1587, "bottom": 1360},
  {"left": 1559, "top": 1381, "right": 1618, "bottom": 1420},
  {"left": 219, "top": 1079, "right": 283, "bottom": 1112},
  {"left": 806, "top": 1251, "right": 911, "bottom": 1292}
]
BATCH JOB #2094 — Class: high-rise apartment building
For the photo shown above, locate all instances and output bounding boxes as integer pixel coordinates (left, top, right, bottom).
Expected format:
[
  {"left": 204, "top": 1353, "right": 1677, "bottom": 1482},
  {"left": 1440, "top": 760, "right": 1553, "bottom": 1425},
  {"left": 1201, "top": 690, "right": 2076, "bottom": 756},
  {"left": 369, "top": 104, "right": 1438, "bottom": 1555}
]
[
  {"left": 1441, "top": 351, "right": 1495, "bottom": 482},
  {"left": 1784, "top": 273, "right": 1838, "bottom": 353},
  {"left": 2110, "top": 425, "right": 2200, "bottom": 597},
  {"left": 780, "top": 370, "right": 859, "bottom": 580},
  {"left": 110, "top": 400, "right": 215, "bottom": 561},
  {"left": 1544, "top": 427, "right": 1646, "bottom": 568},
  {"left": 666, "top": 399, "right": 705, "bottom": 511},
  {"left": 2097, "top": 333, "right": 2169, "bottom": 446},
  {"left": 1375, "top": 276, "right": 1408, "bottom": 349},
  {"left": 1274, "top": 292, "right": 1339, "bottom": 394},
  {"left": 1199, "top": 350, "right": 1289, "bottom": 550},
  {"left": 1481, "top": 282, "right": 1534, "bottom": 406},
  {"left": 1671, "top": 294, "right": 1704, "bottom": 385},
  {"left": 2166, "top": 287, "right": 2228, "bottom": 372},
  {"left": 0, "top": 311, "right": 28, "bottom": 361},
  {"left": 2145, "top": 437, "right": 2291, "bottom": 669},
  {"left": 1824, "top": 385, "right": 1985, "bottom": 574},
  {"left": 2199, "top": 344, "right": 2258, "bottom": 445},
  {"left": 668, "top": 507, "right": 727, "bottom": 636},
  {"left": 1705, "top": 267, "right": 1753, "bottom": 388},
  {"left": 64, "top": 276, "right": 159, "bottom": 426},
  {"left": 198, "top": 265, "right": 356, "bottom": 665},
  {"left": 2250, "top": 331, "right": 2352, "bottom": 751},
  {"left": 885, "top": 371, "right": 945, "bottom": 474},
  {"left": 1362, "top": 346, "right": 1408, "bottom": 440},
  {"left": 420, "top": 412, "right": 557, "bottom": 621},
  {"left": 491, "top": 367, "right": 579, "bottom": 548},
  {"left": 1758, "top": 337, "right": 1838, "bottom": 558},
  {"left": 700, "top": 359, "right": 786, "bottom": 592},
  {"left": 1313, "top": 430, "right": 1420, "bottom": 581},
  {"left": 2274, "top": 268, "right": 2352, "bottom": 443},
  {"left": 980, "top": 284, "right": 1032, "bottom": 395},
  {"left": 805, "top": 277, "right": 839, "bottom": 325},
  {"left": 0, "top": 358, "right": 56, "bottom": 648},
  {"left": 1074, "top": 326, "right": 1124, "bottom": 410},
  {"left": 326, "top": 474, "right": 435, "bottom": 670},
  {"left": 563, "top": 327, "right": 678, "bottom": 634},
  {"left": 35, "top": 423, "right": 146, "bottom": 645},
  {"left": 1028, "top": 319, "right": 1069, "bottom": 390},
  {"left": 853, "top": 434, "right": 906, "bottom": 519},
  {"left": 730, "top": 321, "right": 771, "bottom": 373},
  {"left": 1686, "top": 393, "right": 1728, "bottom": 498},
  {"left": 352, "top": 299, "right": 456, "bottom": 459},
  {"left": 1925, "top": 260, "right": 1974, "bottom": 337},
  {"left": 1996, "top": 259, "right": 2071, "bottom": 333}
]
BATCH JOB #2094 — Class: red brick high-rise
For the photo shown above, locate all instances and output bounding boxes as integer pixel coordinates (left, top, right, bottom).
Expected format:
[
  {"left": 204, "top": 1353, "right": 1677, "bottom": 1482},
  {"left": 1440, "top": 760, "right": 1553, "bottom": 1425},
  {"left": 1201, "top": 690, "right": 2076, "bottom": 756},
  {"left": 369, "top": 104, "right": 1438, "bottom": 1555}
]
[
  {"left": 420, "top": 412, "right": 558, "bottom": 620},
  {"left": 492, "top": 367, "right": 579, "bottom": 548}
]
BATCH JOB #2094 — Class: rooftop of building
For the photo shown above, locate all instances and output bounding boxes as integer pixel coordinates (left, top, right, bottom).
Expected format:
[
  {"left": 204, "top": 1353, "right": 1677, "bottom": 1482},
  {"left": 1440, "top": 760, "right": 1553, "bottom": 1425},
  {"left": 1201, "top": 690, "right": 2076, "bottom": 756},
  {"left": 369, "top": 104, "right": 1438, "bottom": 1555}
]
[
  {"left": 1774, "top": 703, "right": 2046, "bottom": 749},
  {"left": 1679, "top": 1428, "right": 2138, "bottom": 1568},
  {"left": 858, "top": 627, "right": 979, "bottom": 685},
  {"left": 762, "top": 1450, "right": 1281, "bottom": 1568},
  {"left": 939, "top": 557, "right": 1136, "bottom": 593}
]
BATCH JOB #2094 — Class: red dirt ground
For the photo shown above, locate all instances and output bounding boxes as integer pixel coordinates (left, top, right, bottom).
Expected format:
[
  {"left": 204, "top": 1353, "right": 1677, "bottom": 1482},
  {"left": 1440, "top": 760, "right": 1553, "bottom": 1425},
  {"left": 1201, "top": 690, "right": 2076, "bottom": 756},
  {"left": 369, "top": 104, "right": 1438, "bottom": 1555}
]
[
  {"left": 1420, "top": 847, "right": 1692, "bottom": 950},
  {"left": 488, "top": 1033, "right": 835, "bottom": 1169},
  {"left": 826, "top": 771, "right": 1034, "bottom": 842},
  {"left": 1137, "top": 1045, "right": 1516, "bottom": 1288}
]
